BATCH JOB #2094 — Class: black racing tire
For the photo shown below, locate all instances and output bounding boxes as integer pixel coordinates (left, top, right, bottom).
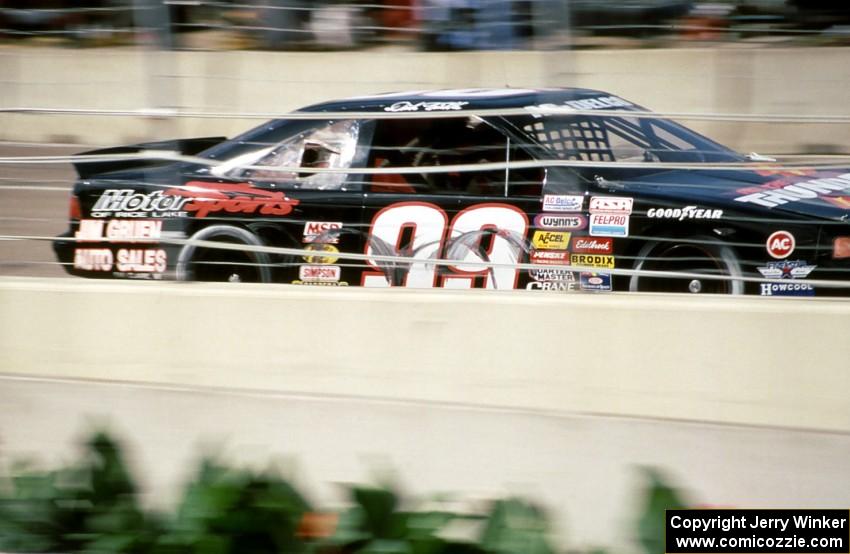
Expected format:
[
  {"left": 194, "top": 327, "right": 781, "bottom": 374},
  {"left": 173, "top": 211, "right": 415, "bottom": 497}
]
[
  {"left": 176, "top": 225, "right": 272, "bottom": 283},
  {"left": 628, "top": 236, "right": 744, "bottom": 294}
]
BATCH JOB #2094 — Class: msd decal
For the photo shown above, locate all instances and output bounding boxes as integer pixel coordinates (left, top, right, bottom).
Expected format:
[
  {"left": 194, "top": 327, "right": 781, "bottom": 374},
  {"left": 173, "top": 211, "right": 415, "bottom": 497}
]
[
  {"left": 571, "top": 237, "right": 613, "bottom": 254},
  {"left": 303, "top": 221, "right": 342, "bottom": 244},
  {"left": 166, "top": 182, "right": 299, "bottom": 218},
  {"left": 766, "top": 230, "right": 795, "bottom": 259},
  {"left": 534, "top": 213, "right": 587, "bottom": 230}
]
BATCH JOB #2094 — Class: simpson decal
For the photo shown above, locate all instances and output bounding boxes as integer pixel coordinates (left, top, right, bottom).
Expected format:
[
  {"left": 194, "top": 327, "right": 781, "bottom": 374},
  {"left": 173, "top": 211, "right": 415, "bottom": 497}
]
[{"left": 299, "top": 265, "right": 341, "bottom": 282}]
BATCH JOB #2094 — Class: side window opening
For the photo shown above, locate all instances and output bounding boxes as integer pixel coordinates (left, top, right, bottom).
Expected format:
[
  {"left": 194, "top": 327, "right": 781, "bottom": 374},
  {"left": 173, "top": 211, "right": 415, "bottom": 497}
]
[
  {"left": 230, "top": 120, "right": 365, "bottom": 190},
  {"left": 368, "top": 116, "right": 510, "bottom": 196}
]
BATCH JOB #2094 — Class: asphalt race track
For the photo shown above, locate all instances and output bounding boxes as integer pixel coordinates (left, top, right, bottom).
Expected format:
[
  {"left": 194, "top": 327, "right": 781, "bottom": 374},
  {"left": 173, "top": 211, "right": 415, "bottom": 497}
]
[{"left": 0, "top": 143, "right": 78, "bottom": 278}]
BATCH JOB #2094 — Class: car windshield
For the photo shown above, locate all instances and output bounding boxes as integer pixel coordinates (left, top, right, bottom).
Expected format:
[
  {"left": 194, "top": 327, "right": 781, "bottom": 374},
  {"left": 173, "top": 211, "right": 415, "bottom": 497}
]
[{"left": 506, "top": 113, "right": 745, "bottom": 164}]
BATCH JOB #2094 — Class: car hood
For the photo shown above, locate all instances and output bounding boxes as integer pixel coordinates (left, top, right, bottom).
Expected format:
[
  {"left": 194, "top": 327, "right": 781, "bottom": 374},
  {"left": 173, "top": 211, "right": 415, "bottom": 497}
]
[{"left": 618, "top": 168, "right": 850, "bottom": 222}]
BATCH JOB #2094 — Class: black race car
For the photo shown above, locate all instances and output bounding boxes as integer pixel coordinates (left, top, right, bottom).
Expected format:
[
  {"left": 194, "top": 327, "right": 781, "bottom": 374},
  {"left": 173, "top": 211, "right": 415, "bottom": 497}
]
[{"left": 54, "top": 88, "right": 850, "bottom": 296}]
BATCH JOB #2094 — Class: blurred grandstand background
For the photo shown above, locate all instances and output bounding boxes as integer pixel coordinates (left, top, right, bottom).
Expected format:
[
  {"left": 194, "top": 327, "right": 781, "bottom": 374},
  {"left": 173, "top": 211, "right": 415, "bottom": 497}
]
[{"left": 0, "top": 1, "right": 848, "bottom": 51}]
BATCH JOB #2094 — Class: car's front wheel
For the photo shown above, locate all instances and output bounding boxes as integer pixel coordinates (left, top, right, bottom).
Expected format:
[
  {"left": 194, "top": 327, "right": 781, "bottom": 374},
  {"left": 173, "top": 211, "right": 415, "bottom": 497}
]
[
  {"left": 628, "top": 236, "right": 744, "bottom": 294},
  {"left": 176, "top": 225, "right": 273, "bottom": 283}
]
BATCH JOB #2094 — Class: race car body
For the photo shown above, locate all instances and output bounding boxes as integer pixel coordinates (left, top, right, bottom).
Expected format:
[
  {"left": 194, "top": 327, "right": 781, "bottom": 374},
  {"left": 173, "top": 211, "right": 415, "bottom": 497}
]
[{"left": 54, "top": 88, "right": 850, "bottom": 295}]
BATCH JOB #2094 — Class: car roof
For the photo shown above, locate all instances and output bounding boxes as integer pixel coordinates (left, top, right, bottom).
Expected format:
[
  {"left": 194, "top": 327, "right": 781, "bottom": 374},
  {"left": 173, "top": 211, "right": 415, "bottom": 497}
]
[{"left": 297, "top": 87, "right": 633, "bottom": 114}]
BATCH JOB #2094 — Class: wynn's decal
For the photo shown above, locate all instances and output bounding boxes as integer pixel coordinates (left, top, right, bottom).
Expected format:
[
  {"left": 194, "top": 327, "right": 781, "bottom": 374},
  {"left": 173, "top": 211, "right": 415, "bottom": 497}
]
[
  {"left": 363, "top": 202, "right": 528, "bottom": 290},
  {"left": 734, "top": 172, "right": 850, "bottom": 208}
]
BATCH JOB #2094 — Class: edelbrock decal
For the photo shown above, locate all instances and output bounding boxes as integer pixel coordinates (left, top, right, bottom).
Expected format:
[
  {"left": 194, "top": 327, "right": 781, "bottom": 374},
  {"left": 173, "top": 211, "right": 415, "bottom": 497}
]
[{"left": 571, "top": 237, "right": 613, "bottom": 254}]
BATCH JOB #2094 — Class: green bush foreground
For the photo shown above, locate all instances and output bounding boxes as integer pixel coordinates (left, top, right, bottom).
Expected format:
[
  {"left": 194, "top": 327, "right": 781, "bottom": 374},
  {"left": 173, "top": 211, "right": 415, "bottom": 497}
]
[{"left": 0, "top": 432, "right": 687, "bottom": 554}]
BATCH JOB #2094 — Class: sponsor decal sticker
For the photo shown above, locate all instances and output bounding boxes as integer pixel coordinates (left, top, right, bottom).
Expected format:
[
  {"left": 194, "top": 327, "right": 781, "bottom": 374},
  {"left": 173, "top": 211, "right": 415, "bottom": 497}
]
[
  {"left": 534, "top": 213, "right": 587, "bottom": 230},
  {"left": 542, "top": 194, "right": 584, "bottom": 212},
  {"left": 303, "top": 221, "right": 342, "bottom": 244},
  {"left": 757, "top": 260, "right": 816, "bottom": 280},
  {"left": 590, "top": 196, "right": 633, "bottom": 214},
  {"left": 571, "top": 236, "right": 613, "bottom": 254},
  {"left": 299, "top": 264, "right": 341, "bottom": 283},
  {"left": 589, "top": 213, "right": 629, "bottom": 237},
  {"left": 530, "top": 249, "right": 570, "bottom": 265},
  {"left": 529, "top": 266, "right": 574, "bottom": 282},
  {"left": 525, "top": 96, "right": 633, "bottom": 117},
  {"left": 75, "top": 219, "right": 162, "bottom": 242},
  {"left": 532, "top": 230, "right": 570, "bottom": 250},
  {"left": 760, "top": 282, "right": 814, "bottom": 296},
  {"left": 526, "top": 280, "right": 578, "bottom": 291},
  {"left": 580, "top": 272, "right": 612, "bottom": 292},
  {"left": 73, "top": 248, "right": 113, "bottom": 271},
  {"left": 303, "top": 243, "right": 340, "bottom": 264},
  {"left": 291, "top": 280, "right": 349, "bottom": 286},
  {"left": 766, "top": 230, "right": 795, "bottom": 259},
  {"left": 166, "top": 181, "right": 299, "bottom": 218},
  {"left": 91, "top": 189, "right": 189, "bottom": 218},
  {"left": 115, "top": 249, "right": 167, "bottom": 273},
  {"left": 734, "top": 172, "right": 850, "bottom": 208},
  {"left": 570, "top": 253, "right": 615, "bottom": 269},
  {"left": 384, "top": 101, "right": 468, "bottom": 112},
  {"left": 646, "top": 206, "right": 723, "bottom": 221}
]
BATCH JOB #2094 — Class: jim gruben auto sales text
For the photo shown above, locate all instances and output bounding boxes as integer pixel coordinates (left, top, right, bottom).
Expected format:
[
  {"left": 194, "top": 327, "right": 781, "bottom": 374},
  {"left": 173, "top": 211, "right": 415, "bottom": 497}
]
[{"left": 670, "top": 514, "right": 848, "bottom": 533}]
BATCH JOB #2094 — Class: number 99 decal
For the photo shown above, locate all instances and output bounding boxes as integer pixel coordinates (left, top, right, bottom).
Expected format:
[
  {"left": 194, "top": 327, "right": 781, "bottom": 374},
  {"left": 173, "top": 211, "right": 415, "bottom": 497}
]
[{"left": 363, "top": 202, "right": 529, "bottom": 289}]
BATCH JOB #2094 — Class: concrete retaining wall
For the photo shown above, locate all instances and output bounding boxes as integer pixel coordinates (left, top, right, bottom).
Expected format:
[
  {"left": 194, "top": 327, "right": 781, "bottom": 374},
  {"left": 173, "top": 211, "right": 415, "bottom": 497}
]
[{"left": 1, "top": 278, "right": 849, "bottom": 551}]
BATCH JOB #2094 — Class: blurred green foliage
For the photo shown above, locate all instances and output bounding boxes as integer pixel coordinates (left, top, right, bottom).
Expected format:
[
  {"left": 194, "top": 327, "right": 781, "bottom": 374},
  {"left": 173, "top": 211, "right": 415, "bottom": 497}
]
[{"left": 0, "top": 432, "right": 689, "bottom": 554}]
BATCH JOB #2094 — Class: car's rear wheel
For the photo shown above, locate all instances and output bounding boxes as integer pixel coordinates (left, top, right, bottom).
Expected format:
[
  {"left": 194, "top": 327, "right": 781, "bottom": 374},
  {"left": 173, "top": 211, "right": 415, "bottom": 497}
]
[
  {"left": 177, "top": 225, "right": 272, "bottom": 283},
  {"left": 629, "top": 237, "right": 743, "bottom": 294}
]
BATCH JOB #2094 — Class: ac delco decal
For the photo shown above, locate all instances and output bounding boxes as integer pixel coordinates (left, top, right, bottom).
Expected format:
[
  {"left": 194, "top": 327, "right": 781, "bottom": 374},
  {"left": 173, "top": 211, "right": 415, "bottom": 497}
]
[
  {"left": 589, "top": 196, "right": 633, "bottom": 214},
  {"left": 766, "top": 230, "right": 795, "bottom": 259},
  {"left": 530, "top": 250, "right": 570, "bottom": 265},
  {"left": 532, "top": 231, "right": 570, "bottom": 249},
  {"left": 303, "top": 221, "right": 342, "bottom": 244},
  {"left": 571, "top": 237, "right": 613, "bottom": 254},
  {"left": 542, "top": 194, "right": 583, "bottom": 212},
  {"left": 570, "top": 254, "right": 615, "bottom": 269},
  {"left": 166, "top": 182, "right": 299, "bottom": 218},
  {"left": 75, "top": 219, "right": 162, "bottom": 242},
  {"left": 299, "top": 264, "right": 341, "bottom": 282},
  {"left": 534, "top": 213, "right": 587, "bottom": 230}
]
